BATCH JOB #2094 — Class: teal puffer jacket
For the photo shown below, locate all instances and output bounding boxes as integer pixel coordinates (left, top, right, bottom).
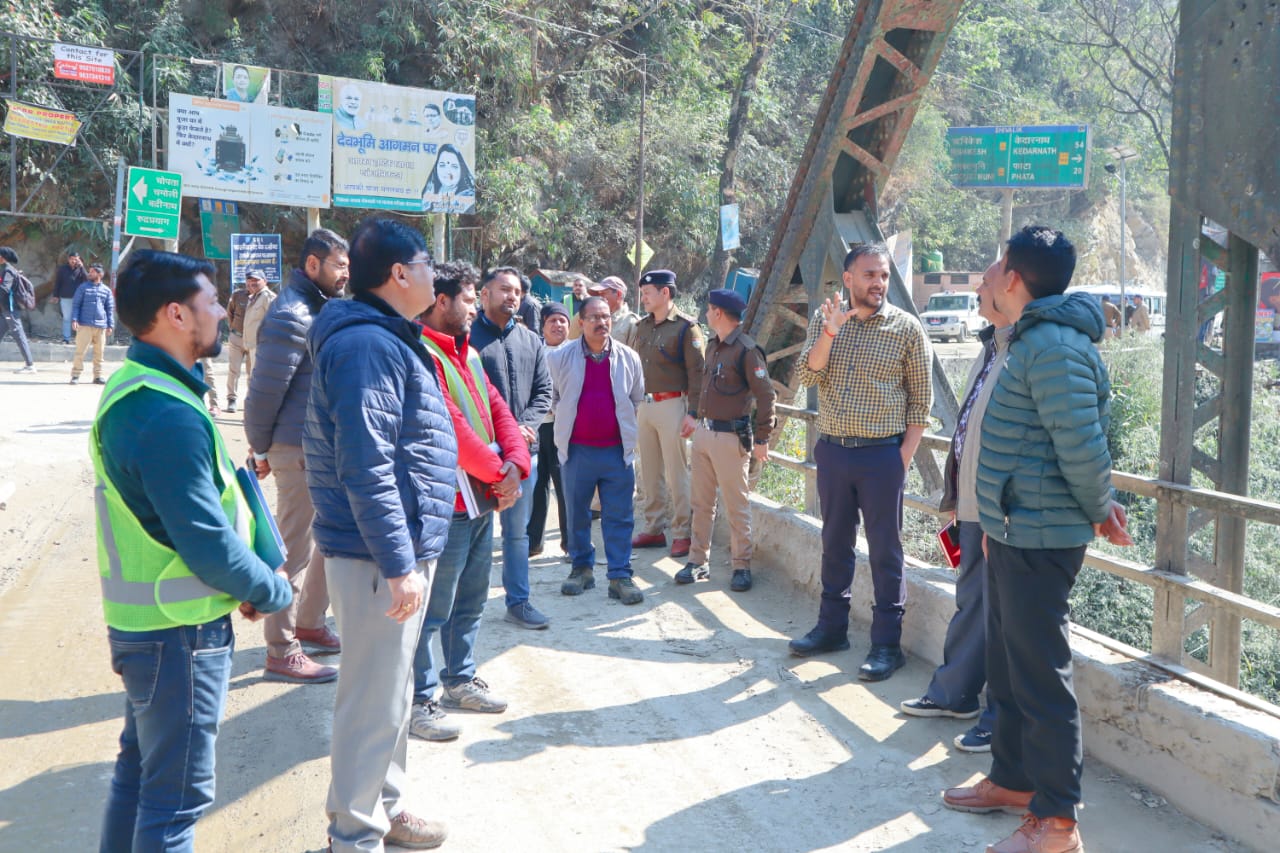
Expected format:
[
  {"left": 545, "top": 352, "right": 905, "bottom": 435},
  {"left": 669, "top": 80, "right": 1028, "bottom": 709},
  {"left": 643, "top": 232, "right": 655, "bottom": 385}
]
[{"left": 976, "top": 292, "right": 1113, "bottom": 549}]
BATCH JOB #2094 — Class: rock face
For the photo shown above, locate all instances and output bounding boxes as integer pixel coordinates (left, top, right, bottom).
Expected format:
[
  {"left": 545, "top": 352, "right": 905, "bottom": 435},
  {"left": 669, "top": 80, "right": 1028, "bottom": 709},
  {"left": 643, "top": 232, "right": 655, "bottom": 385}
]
[{"left": 1074, "top": 200, "right": 1166, "bottom": 290}]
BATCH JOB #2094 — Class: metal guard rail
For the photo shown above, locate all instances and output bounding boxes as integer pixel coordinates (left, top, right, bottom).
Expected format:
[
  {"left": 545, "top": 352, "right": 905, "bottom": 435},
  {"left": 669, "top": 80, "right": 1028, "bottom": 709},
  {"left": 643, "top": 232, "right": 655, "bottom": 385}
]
[{"left": 767, "top": 404, "right": 1280, "bottom": 717}]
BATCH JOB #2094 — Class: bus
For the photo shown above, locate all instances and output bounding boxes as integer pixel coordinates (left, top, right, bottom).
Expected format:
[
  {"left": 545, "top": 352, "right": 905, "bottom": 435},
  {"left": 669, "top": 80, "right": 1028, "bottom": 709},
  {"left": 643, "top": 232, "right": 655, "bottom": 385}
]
[{"left": 1066, "top": 284, "right": 1166, "bottom": 336}]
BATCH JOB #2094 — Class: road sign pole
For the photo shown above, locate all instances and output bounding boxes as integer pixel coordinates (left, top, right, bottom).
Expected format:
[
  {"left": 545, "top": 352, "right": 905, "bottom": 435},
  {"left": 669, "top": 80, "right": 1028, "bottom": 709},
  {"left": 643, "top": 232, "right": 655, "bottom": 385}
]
[
  {"left": 110, "top": 158, "right": 126, "bottom": 277},
  {"left": 998, "top": 188, "right": 1014, "bottom": 258}
]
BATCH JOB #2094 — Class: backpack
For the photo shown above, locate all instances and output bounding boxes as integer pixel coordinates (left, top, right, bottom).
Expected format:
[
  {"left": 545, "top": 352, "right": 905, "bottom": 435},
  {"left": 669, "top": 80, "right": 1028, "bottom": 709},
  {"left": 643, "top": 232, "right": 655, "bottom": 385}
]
[{"left": 12, "top": 271, "right": 35, "bottom": 311}]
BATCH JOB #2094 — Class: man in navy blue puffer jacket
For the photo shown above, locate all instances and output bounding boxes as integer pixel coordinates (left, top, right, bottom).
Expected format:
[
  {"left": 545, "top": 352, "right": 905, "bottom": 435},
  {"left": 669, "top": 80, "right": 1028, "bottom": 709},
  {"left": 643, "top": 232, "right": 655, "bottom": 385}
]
[
  {"left": 304, "top": 218, "right": 457, "bottom": 853},
  {"left": 943, "top": 226, "right": 1132, "bottom": 853}
]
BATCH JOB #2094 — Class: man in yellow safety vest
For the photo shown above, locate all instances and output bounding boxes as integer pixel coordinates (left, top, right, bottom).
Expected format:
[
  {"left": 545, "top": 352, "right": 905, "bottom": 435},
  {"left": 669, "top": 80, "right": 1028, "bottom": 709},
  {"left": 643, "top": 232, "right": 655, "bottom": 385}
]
[{"left": 93, "top": 250, "right": 292, "bottom": 851}]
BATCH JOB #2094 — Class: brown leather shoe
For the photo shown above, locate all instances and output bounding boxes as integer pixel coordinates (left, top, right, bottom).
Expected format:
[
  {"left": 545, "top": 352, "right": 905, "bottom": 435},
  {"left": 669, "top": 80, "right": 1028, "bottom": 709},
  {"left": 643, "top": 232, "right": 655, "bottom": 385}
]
[
  {"left": 987, "top": 814, "right": 1081, "bottom": 853},
  {"left": 943, "top": 777, "right": 1033, "bottom": 814},
  {"left": 264, "top": 651, "right": 337, "bottom": 684},
  {"left": 385, "top": 810, "right": 447, "bottom": 849},
  {"left": 669, "top": 537, "right": 691, "bottom": 558},
  {"left": 296, "top": 625, "right": 342, "bottom": 654},
  {"left": 631, "top": 532, "right": 667, "bottom": 548}
]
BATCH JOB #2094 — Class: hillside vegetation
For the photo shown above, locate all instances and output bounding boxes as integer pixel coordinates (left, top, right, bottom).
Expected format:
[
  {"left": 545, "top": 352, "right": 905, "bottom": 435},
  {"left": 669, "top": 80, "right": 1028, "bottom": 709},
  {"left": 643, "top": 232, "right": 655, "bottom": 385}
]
[{"left": 2, "top": 0, "right": 1173, "bottom": 288}]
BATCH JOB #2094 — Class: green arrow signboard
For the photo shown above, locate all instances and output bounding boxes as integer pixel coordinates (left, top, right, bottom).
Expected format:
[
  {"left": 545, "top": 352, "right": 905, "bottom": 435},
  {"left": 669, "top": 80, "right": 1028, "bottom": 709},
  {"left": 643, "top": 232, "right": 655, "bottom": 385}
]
[
  {"left": 124, "top": 166, "right": 183, "bottom": 240},
  {"left": 945, "top": 125, "right": 1090, "bottom": 189}
]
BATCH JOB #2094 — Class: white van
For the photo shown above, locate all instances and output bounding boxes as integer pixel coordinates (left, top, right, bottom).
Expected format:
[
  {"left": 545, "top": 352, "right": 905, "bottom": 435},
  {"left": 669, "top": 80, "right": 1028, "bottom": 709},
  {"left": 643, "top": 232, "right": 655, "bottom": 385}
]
[{"left": 920, "top": 291, "right": 988, "bottom": 342}]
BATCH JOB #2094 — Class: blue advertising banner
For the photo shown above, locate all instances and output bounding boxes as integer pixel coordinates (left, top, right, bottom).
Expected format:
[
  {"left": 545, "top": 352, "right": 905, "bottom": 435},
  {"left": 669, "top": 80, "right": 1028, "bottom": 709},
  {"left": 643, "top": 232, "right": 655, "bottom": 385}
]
[{"left": 230, "top": 233, "right": 282, "bottom": 285}]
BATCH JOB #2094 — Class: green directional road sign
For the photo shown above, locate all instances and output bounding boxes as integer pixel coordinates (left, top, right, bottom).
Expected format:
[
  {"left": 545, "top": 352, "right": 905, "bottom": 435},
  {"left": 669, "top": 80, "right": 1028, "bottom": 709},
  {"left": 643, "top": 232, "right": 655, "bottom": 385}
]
[
  {"left": 124, "top": 166, "right": 183, "bottom": 240},
  {"left": 945, "top": 125, "right": 1090, "bottom": 190}
]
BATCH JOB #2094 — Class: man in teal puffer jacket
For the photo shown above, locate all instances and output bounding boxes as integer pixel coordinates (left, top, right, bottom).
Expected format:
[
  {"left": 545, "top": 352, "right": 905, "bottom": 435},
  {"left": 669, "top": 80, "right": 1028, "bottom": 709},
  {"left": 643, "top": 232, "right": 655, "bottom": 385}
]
[{"left": 943, "top": 226, "right": 1132, "bottom": 853}]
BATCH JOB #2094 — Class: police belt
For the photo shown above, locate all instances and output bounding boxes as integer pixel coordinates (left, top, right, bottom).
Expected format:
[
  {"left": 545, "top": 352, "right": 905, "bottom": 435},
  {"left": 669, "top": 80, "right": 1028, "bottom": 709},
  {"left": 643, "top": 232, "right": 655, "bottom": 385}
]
[
  {"left": 701, "top": 418, "right": 745, "bottom": 433},
  {"left": 819, "top": 432, "right": 903, "bottom": 448}
]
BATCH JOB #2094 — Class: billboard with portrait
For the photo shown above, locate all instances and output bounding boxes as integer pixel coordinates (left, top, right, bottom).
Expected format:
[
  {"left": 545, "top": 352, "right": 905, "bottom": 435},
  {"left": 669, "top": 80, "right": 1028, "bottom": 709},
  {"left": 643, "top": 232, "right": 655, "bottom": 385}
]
[
  {"left": 318, "top": 76, "right": 476, "bottom": 213},
  {"left": 167, "top": 94, "right": 332, "bottom": 207},
  {"left": 222, "top": 63, "right": 271, "bottom": 104}
]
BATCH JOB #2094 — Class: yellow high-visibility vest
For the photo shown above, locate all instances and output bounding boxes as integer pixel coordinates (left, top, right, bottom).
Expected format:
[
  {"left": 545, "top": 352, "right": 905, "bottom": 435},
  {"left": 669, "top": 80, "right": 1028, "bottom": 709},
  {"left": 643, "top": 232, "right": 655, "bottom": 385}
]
[{"left": 90, "top": 359, "right": 253, "bottom": 631}]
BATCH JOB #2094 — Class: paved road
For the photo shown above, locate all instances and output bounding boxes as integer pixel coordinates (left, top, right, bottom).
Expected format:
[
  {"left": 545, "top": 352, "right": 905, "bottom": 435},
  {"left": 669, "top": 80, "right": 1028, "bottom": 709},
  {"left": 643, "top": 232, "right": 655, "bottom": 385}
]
[{"left": 0, "top": 360, "right": 1248, "bottom": 852}]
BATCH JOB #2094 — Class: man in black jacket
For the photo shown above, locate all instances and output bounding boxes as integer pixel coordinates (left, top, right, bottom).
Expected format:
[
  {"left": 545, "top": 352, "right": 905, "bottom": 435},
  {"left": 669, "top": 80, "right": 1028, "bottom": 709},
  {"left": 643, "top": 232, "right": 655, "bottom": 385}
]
[
  {"left": 471, "top": 266, "right": 554, "bottom": 629},
  {"left": 52, "top": 249, "right": 87, "bottom": 344},
  {"left": 243, "top": 228, "right": 348, "bottom": 683}
]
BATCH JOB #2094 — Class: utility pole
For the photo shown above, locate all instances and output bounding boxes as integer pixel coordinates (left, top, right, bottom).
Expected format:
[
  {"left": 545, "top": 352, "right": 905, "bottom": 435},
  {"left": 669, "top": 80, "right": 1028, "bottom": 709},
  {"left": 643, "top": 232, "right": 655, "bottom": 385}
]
[
  {"left": 1106, "top": 144, "right": 1139, "bottom": 335},
  {"left": 633, "top": 53, "right": 647, "bottom": 312}
]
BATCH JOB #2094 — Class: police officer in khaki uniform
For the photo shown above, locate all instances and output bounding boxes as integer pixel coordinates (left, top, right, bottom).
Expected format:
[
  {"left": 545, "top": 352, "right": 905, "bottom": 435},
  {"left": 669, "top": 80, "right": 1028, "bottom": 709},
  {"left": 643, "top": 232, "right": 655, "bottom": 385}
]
[
  {"left": 631, "top": 270, "right": 706, "bottom": 558},
  {"left": 676, "top": 289, "right": 776, "bottom": 591}
]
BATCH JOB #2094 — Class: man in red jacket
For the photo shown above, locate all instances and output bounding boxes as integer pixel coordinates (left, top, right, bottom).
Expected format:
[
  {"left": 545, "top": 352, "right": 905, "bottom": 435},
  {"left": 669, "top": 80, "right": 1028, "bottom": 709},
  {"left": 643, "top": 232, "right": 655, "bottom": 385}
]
[{"left": 411, "top": 260, "right": 531, "bottom": 742}]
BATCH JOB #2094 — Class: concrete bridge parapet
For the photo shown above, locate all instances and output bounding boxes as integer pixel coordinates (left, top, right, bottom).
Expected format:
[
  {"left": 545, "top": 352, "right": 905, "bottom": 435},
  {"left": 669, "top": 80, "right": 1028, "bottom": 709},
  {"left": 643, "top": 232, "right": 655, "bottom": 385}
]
[{"left": 731, "top": 493, "right": 1280, "bottom": 851}]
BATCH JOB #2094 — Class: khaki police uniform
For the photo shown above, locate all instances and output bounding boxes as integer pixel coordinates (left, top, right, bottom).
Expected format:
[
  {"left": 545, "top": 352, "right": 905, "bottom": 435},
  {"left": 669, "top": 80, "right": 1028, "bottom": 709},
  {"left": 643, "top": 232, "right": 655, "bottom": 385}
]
[
  {"left": 634, "top": 306, "right": 705, "bottom": 539},
  {"left": 690, "top": 326, "right": 776, "bottom": 570}
]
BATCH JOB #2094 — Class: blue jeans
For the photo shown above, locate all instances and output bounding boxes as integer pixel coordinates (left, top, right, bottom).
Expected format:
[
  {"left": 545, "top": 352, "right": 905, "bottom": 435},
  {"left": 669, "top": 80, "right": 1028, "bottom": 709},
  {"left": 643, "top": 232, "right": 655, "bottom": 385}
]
[
  {"left": 100, "top": 616, "right": 234, "bottom": 853},
  {"left": 562, "top": 444, "right": 634, "bottom": 579},
  {"left": 413, "top": 511, "right": 493, "bottom": 702},
  {"left": 500, "top": 456, "right": 537, "bottom": 608},
  {"left": 60, "top": 298, "right": 74, "bottom": 342}
]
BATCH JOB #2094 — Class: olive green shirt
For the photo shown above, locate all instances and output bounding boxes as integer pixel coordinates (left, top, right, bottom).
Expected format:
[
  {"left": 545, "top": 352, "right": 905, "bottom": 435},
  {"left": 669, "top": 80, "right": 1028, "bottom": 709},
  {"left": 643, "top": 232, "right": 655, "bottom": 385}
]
[
  {"left": 697, "top": 326, "right": 777, "bottom": 443},
  {"left": 633, "top": 307, "right": 706, "bottom": 414}
]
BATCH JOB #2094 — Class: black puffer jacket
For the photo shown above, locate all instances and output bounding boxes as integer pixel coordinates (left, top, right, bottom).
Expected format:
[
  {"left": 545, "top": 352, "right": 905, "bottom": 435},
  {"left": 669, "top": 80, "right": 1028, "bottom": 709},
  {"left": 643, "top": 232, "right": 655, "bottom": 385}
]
[{"left": 244, "top": 269, "right": 331, "bottom": 453}]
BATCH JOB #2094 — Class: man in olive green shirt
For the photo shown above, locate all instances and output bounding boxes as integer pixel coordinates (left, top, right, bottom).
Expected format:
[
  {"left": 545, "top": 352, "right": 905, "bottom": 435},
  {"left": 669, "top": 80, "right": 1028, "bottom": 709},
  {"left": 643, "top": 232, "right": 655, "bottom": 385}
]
[{"left": 630, "top": 270, "right": 705, "bottom": 558}]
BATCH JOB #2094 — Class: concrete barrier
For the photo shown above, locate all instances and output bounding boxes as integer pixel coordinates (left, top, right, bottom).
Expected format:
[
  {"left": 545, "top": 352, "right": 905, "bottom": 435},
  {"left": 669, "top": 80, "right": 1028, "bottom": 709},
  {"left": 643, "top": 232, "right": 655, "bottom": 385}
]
[{"left": 727, "top": 493, "right": 1280, "bottom": 851}]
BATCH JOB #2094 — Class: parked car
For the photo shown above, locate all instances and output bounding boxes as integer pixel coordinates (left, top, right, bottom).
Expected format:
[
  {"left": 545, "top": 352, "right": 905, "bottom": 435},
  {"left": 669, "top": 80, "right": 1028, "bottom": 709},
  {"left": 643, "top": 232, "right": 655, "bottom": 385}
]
[{"left": 920, "top": 291, "right": 987, "bottom": 342}]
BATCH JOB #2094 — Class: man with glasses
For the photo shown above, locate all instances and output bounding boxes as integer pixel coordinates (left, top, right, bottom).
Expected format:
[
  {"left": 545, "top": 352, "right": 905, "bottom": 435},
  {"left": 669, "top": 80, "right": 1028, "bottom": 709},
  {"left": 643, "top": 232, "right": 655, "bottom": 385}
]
[
  {"left": 306, "top": 219, "right": 455, "bottom": 852},
  {"left": 244, "top": 228, "right": 349, "bottom": 684},
  {"left": 547, "top": 295, "right": 646, "bottom": 605}
]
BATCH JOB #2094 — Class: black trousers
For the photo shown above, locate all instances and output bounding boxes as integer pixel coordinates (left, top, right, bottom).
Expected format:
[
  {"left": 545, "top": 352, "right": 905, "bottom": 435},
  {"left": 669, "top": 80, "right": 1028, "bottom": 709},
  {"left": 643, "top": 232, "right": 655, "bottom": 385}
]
[
  {"left": 527, "top": 421, "right": 565, "bottom": 551},
  {"left": 985, "top": 537, "right": 1086, "bottom": 820}
]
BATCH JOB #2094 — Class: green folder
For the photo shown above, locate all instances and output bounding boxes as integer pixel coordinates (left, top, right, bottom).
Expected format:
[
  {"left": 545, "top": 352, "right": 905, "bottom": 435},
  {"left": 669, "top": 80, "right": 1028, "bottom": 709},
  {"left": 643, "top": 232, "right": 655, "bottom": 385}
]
[{"left": 236, "top": 467, "right": 288, "bottom": 570}]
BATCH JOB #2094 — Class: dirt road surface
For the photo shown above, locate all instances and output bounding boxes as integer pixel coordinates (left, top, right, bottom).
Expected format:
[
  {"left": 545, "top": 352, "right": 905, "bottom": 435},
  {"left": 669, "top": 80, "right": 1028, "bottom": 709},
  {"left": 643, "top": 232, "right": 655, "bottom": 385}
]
[{"left": 0, "top": 359, "right": 1247, "bottom": 852}]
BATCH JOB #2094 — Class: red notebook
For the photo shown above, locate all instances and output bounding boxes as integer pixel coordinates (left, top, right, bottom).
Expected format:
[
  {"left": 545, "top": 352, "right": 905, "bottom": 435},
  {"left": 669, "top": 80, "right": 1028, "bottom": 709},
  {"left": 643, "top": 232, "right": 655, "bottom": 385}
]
[{"left": 938, "top": 521, "right": 961, "bottom": 569}]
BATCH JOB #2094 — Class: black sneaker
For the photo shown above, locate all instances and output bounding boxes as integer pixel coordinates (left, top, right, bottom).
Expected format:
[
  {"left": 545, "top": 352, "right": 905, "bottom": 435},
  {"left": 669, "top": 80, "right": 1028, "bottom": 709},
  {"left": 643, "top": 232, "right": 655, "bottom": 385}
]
[
  {"left": 674, "top": 562, "right": 708, "bottom": 584},
  {"left": 900, "top": 696, "right": 980, "bottom": 719},
  {"left": 92, "top": 377, "right": 106, "bottom": 385},
  {"left": 954, "top": 726, "right": 993, "bottom": 753},
  {"left": 730, "top": 569, "right": 752, "bottom": 592}
]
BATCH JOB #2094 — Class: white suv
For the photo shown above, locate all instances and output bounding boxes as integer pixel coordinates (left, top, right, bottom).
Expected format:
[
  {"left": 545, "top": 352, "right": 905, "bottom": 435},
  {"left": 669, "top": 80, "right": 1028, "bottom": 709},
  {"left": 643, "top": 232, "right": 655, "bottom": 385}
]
[{"left": 921, "top": 292, "right": 987, "bottom": 342}]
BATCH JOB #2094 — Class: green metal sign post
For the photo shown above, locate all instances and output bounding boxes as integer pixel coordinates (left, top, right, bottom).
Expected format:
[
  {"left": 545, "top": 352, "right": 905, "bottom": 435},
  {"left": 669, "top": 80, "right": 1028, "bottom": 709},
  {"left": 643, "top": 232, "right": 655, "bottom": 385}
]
[
  {"left": 946, "top": 125, "right": 1090, "bottom": 189},
  {"left": 123, "top": 166, "right": 182, "bottom": 240}
]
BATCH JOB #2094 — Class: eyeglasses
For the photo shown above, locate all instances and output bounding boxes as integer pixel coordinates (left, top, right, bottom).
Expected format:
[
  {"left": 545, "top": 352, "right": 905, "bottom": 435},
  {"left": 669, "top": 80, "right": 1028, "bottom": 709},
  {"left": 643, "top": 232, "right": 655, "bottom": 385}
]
[
  {"left": 404, "top": 258, "right": 433, "bottom": 267},
  {"left": 582, "top": 313, "right": 612, "bottom": 322}
]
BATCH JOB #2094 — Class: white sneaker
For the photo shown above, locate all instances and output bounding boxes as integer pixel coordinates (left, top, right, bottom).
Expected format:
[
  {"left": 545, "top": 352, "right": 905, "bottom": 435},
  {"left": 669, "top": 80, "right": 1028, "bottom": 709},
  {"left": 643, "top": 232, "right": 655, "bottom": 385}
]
[
  {"left": 14, "top": 364, "right": 36, "bottom": 374},
  {"left": 441, "top": 677, "right": 508, "bottom": 713},
  {"left": 409, "top": 700, "right": 461, "bottom": 741},
  {"left": 224, "top": 399, "right": 237, "bottom": 412}
]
